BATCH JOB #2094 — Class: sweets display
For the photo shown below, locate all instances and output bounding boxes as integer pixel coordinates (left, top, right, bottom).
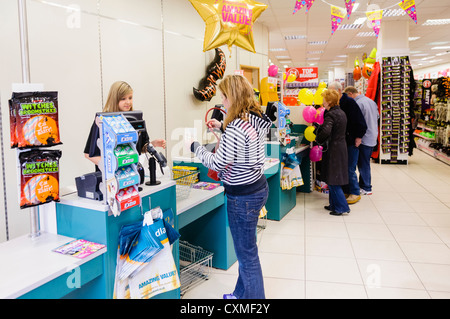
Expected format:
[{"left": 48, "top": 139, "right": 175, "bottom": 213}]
[
  {"left": 19, "top": 149, "right": 61, "bottom": 209},
  {"left": 9, "top": 92, "right": 61, "bottom": 149},
  {"left": 380, "top": 56, "right": 411, "bottom": 163}
]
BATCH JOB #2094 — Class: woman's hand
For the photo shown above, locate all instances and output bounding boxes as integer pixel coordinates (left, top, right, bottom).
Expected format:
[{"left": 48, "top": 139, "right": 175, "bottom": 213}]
[
  {"left": 151, "top": 139, "right": 166, "bottom": 149},
  {"left": 206, "top": 119, "right": 221, "bottom": 130}
]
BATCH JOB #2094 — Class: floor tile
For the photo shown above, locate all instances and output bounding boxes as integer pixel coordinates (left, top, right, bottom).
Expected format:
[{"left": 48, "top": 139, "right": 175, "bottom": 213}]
[
  {"left": 346, "top": 223, "right": 395, "bottom": 241},
  {"left": 399, "top": 242, "right": 450, "bottom": 264},
  {"left": 258, "top": 233, "right": 304, "bottom": 255},
  {"left": 305, "top": 236, "right": 354, "bottom": 258},
  {"left": 305, "top": 281, "right": 367, "bottom": 299},
  {"left": 264, "top": 278, "right": 305, "bottom": 299},
  {"left": 305, "top": 220, "right": 348, "bottom": 238},
  {"left": 366, "top": 286, "right": 430, "bottom": 299},
  {"left": 388, "top": 225, "right": 443, "bottom": 243},
  {"left": 412, "top": 263, "right": 450, "bottom": 292},
  {"left": 305, "top": 255, "right": 362, "bottom": 285},
  {"left": 357, "top": 259, "right": 425, "bottom": 290},
  {"left": 351, "top": 238, "right": 407, "bottom": 261}
]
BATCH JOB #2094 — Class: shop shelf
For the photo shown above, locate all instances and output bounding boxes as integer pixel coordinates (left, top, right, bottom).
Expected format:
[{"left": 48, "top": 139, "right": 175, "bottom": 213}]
[{"left": 179, "top": 241, "right": 213, "bottom": 297}]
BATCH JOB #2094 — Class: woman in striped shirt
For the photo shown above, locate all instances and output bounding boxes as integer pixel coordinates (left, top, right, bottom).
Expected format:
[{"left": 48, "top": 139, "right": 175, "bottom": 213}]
[{"left": 191, "top": 75, "right": 272, "bottom": 299}]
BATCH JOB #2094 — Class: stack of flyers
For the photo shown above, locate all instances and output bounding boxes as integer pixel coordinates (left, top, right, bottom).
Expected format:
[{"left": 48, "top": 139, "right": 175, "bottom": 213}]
[{"left": 53, "top": 239, "right": 106, "bottom": 259}]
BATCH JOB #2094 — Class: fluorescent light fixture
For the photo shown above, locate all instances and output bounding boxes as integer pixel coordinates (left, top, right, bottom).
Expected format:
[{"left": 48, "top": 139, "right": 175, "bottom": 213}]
[
  {"left": 338, "top": 24, "right": 363, "bottom": 30},
  {"left": 423, "top": 19, "right": 450, "bottom": 26},
  {"left": 308, "top": 41, "right": 328, "bottom": 45},
  {"left": 284, "top": 35, "right": 306, "bottom": 40},
  {"left": 307, "top": 50, "right": 324, "bottom": 54},
  {"left": 357, "top": 32, "right": 376, "bottom": 37},
  {"left": 409, "top": 37, "right": 420, "bottom": 41},
  {"left": 412, "top": 53, "right": 429, "bottom": 56},
  {"left": 276, "top": 56, "right": 290, "bottom": 59},
  {"left": 353, "top": 3, "right": 360, "bottom": 12},
  {"left": 309, "top": 63, "right": 316, "bottom": 66},
  {"left": 283, "top": 65, "right": 289, "bottom": 68},
  {"left": 428, "top": 59, "right": 443, "bottom": 63},
  {"left": 347, "top": 44, "right": 366, "bottom": 49},
  {"left": 279, "top": 60, "right": 292, "bottom": 64},
  {"left": 353, "top": 17, "right": 367, "bottom": 25},
  {"left": 428, "top": 41, "right": 450, "bottom": 45},
  {"left": 307, "top": 57, "right": 320, "bottom": 60},
  {"left": 436, "top": 51, "right": 450, "bottom": 56},
  {"left": 269, "top": 48, "right": 287, "bottom": 52},
  {"left": 336, "top": 55, "right": 347, "bottom": 58},
  {"left": 421, "top": 56, "right": 436, "bottom": 61},
  {"left": 431, "top": 46, "right": 450, "bottom": 50},
  {"left": 383, "top": 9, "right": 406, "bottom": 17}
]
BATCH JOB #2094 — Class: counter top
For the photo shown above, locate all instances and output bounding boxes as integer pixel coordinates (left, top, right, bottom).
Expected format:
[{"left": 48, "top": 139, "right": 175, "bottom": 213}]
[
  {"left": 59, "top": 178, "right": 176, "bottom": 212},
  {"left": 0, "top": 232, "right": 106, "bottom": 299},
  {"left": 177, "top": 186, "right": 225, "bottom": 215}
]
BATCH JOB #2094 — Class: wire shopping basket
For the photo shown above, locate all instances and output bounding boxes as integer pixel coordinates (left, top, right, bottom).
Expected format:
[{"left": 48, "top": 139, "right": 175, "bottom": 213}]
[
  {"left": 172, "top": 166, "right": 199, "bottom": 200},
  {"left": 179, "top": 240, "right": 213, "bottom": 297}
]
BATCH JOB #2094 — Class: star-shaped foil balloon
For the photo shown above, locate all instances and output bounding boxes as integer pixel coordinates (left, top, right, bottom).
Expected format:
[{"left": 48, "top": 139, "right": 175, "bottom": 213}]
[{"left": 189, "top": 0, "right": 268, "bottom": 54}]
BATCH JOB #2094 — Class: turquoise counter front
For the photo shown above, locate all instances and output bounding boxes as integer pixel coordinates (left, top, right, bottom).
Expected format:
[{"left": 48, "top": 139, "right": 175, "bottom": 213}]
[{"left": 55, "top": 179, "right": 178, "bottom": 299}]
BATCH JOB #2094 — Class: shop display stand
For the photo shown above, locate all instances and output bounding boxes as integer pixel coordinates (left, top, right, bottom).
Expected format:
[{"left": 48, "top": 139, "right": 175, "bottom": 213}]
[
  {"left": 96, "top": 114, "right": 141, "bottom": 217},
  {"left": 379, "top": 55, "right": 412, "bottom": 164}
]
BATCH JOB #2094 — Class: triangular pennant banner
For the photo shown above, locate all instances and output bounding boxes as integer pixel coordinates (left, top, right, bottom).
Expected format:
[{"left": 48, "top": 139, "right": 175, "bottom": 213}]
[
  {"left": 331, "top": 5, "right": 346, "bottom": 34},
  {"left": 345, "top": 0, "right": 356, "bottom": 19},
  {"left": 366, "top": 10, "right": 383, "bottom": 37},
  {"left": 293, "top": 0, "right": 307, "bottom": 14},
  {"left": 306, "top": 0, "right": 316, "bottom": 13},
  {"left": 398, "top": 0, "right": 418, "bottom": 24}
]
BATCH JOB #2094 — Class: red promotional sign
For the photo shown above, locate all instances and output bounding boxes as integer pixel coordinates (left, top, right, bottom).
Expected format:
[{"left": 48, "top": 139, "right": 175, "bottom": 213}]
[{"left": 285, "top": 67, "right": 319, "bottom": 82}]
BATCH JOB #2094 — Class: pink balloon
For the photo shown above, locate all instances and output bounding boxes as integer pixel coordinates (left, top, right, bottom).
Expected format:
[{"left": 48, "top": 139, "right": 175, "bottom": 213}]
[
  {"left": 268, "top": 65, "right": 279, "bottom": 77},
  {"left": 302, "top": 106, "right": 317, "bottom": 123},
  {"left": 315, "top": 107, "right": 325, "bottom": 125},
  {"left": 309, "top": 145, "right": 323, "bottom": 162}
]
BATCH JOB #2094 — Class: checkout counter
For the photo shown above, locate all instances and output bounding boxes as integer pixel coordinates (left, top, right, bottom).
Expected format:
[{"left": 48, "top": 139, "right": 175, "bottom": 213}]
[{"left": 0, "top": 137, "right": 311, "bottom": 299}]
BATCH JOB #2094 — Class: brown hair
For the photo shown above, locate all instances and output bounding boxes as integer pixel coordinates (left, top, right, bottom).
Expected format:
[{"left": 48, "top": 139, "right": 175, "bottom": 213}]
[
  {"left": 102, "top": 81, "right": 133, "bottom": 112},
  {"left": 321, "top": 89, "right": 340, "bottom": 107},
  {"left": 343, "top": 86, "right": 358, "bottom": 94},
  {"left": 218, "top": 75, "right": 263, "bottom": 129}
]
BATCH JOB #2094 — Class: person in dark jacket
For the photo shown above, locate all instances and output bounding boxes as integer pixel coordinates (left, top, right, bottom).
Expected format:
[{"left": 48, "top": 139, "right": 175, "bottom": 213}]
[
  {"left": 316, "top": 89, "right": 350, "bottom": 216},
  {"left": 328, "top": 81, "right": 367, "bottom": 205}
]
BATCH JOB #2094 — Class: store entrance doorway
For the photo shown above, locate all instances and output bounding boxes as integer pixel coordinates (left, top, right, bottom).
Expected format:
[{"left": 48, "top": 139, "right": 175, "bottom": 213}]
[{"left": 241, "top": 65, "right": 260, "bottom": 91}]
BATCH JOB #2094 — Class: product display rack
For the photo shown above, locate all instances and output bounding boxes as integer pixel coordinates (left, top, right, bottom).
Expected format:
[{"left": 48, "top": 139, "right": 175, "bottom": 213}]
[
  {"left": 96, "top": 114, "right": 141, "bottom": 216},
  {"left": 379, "top": 55, "right": 412, "bottom": 164}
]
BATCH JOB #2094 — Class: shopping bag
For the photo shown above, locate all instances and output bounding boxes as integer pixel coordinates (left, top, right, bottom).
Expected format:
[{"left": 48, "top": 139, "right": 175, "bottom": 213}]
[
  {"left": 127, "top": 218, "right": 181, "bottom": 299},
  {"left": 114, "top": 208, "right": 181, "bottom": 299}
]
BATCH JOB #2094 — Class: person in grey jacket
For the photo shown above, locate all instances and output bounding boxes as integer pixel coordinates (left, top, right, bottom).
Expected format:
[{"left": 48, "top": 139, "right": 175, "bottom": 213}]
[
  {"left": 316, "top": 89, "right": 350, "bottom": 216},
  {"left": 344, "top": 86, "right": 379, "bottom": 195}
]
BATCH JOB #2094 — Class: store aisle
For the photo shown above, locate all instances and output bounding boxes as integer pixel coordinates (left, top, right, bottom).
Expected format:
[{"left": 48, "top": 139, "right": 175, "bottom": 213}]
[{"left": 182, "top": 150, "right": 450, "bottom": 299}]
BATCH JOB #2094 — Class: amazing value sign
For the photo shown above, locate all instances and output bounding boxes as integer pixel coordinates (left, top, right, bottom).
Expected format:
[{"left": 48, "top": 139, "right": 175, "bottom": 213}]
[{"left": 285, "top": 67, "right": 319, "bottom": 82}]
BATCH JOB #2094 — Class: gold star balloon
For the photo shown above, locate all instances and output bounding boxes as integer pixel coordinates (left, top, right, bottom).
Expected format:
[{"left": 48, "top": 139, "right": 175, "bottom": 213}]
[{"left": 189, "top": 0, "right": 268, "bottom": 54}]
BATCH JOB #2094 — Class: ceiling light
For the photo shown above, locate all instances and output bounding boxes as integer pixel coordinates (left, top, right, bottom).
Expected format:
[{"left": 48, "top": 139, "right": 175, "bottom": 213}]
[
  {"left": 382, "top": 9, "right": 406, "bottom": 17},
  {"left": 307, "top": 50, "right": 324, "bottom": 54},
  {"left": 353, "top": 17, "right": 367, "bottom": 25},
  {"left": 421, "top": 56, "right": 436, "bottom": 61},
  {"left": 428, "top": 59, "right": 443, "bottom": 64},
  {"left": 353, "top": 3, "right": 360, "bottom": 12},
  {"left": 357, "top": 32, "right": 376, "bottom": 37},
  {"left": 431, "top": 46, "right": 450, "bottom": 50},
  {"left": 423, "top": 19, "right": 450, "bottom": 26},
  {"left": 308, "top": 41, "right": 328, "bottom": 45},
  {"left": 279, "top": 60, "right": 292, "bottom": 64},
  {"left": 283, "top": 65, "right": 289, "bottom": 68},
  {"left": 347, "top": 44, "right": 366, "bottom": 49},
  {"left": 336, "top": 55, "right": 347, "bottom": 58},
  {"left": 409, "top": 37, "right": 420, "bottom": 41},
  {"left": 428, "top": 41, "right": 450, "bottom": 45},
  {"left": 412, "top": 53, "right": 429, "bottom": 56},
  {"left": 436, "top": 52, "right": 450, "bottom": 56},
  {"left": 307, "top": 57, "right": 320, "bottom": 60},
  {"left": 338, "top": 24, "right": 363, "bottom": 30},
  {"left": 276, "top": 56, "right": 290, "bottom": 59},
  {"left": 269, "top": 48, "right": 287, "bottom": 52},
  {"left": 284, "top": 35, "right": 306, "bottom": 40}
]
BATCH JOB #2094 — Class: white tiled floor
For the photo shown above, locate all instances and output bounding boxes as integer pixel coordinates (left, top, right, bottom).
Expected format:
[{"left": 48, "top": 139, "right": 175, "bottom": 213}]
[{"left": 183, "top": 150, "right": 450, "bottom": 299}]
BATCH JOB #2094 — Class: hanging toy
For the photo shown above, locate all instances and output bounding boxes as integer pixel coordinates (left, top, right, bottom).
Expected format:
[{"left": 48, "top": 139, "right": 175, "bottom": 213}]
[
  {"left": 353, "top": 58, "right": 362, "bottom": 81},
  {"left": 362, "top": 48, "right": 377, "bottom": 79}
]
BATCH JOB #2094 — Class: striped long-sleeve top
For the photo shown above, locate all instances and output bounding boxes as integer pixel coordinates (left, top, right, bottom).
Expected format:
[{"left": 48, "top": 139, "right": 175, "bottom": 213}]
[{"left": 195, "top": 112, "right": 272, "bottom": 195}]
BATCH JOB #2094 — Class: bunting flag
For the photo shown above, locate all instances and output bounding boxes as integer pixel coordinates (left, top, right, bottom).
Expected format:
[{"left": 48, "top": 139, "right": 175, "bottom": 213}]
[
  {"left": 331, "top": 5, "right": 346, "bottom": 34},
  {"left": 345, "top": 0, "right": 356, "bottom": 19},
  {"left": 398, "top": 0, "right": 417, "bottom": 24},
  {"left": 366, "top": 10, "right": 383, "bottom": 37},
  {"left": 293, "top": 0, "right": 307, "bottom": 14},
  {"left": 306, "top": 0, "right": 315, "bottom": 13}
]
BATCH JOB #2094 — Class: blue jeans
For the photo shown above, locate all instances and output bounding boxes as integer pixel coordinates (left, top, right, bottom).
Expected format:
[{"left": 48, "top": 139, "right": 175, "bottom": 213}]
[
  {"left": 358, "top": 144, "right": 373, "bottom": 192},
  {"left": 329, "top": 185, "right": 350, "bottom": 213},
  {"left": 226, "top": 183, "right": 269, "bottom": 299},
  {"left": 343, "top": 145, "right": 360, "bottom": 195}
]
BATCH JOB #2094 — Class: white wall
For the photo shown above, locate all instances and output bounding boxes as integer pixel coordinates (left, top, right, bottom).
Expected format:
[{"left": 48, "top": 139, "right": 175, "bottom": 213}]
[{"left": 0, "top": 0, "right": 269, "bottom": 242}]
